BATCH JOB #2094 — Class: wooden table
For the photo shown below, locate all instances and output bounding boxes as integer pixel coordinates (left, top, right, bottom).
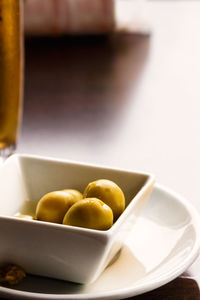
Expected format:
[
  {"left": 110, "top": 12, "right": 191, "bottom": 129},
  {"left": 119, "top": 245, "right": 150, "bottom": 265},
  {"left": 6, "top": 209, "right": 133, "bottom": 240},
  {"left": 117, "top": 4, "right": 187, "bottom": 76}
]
[{"left": 9, "top": 1, "right": 200, "bottom": 299}]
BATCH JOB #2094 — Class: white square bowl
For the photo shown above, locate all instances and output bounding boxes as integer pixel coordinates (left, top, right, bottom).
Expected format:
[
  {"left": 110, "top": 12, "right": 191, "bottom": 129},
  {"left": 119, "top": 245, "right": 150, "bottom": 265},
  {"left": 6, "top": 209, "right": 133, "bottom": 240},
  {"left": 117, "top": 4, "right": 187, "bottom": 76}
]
[{"left": 0, "top": 154, "right": 155, "bottom": 284}]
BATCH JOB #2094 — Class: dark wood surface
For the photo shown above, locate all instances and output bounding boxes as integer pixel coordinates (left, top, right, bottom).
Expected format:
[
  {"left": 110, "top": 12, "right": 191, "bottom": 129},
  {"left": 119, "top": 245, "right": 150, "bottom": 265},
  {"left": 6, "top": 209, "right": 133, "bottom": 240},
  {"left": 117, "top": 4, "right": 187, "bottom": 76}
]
[{"left": 2, "top": 1, "right": 200, "bottom": 299}]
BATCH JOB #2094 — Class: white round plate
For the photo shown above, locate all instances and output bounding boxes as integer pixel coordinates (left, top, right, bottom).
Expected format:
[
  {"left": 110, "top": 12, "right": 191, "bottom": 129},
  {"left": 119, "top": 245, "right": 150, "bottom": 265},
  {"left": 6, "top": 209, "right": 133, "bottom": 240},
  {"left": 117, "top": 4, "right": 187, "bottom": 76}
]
[{"left": 1, "top": 183, "right": 200, "bottom": 300}]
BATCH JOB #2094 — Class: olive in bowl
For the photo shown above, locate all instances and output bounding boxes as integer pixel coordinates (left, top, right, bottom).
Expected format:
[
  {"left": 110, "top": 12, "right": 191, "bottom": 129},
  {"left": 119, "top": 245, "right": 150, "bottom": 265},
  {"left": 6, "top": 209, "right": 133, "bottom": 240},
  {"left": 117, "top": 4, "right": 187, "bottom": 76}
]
[
  {"left": 83, "top": 179, "right": 125, "bottom": 221},
  {"left": 36, "top": 189, "right": 82, "bottom": 223},
  {"left": 63, "top": 198, "right": 113, "bottom": 230}
]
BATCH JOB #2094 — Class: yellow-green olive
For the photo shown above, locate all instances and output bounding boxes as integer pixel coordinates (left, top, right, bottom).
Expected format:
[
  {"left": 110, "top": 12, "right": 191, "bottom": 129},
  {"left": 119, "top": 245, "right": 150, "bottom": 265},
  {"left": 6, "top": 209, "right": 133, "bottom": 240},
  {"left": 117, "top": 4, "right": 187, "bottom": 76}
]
[
  {"left": 83, "top": 179, "right": 125, "bottom": 221},
  {"left": 62, "top": 189, "right": 83, "bottom": 201},
  {"left": 36, "top": 190, "right": 80, "bottom": 223},
  {"left": 63, "top": 198, "right": 113, "bottom": 230}
]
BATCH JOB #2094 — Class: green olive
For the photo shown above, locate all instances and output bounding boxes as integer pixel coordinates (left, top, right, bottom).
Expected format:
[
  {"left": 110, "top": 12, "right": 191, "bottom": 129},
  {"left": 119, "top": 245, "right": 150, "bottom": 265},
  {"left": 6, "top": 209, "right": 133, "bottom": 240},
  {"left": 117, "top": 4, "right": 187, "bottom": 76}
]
[
  {"left": 83, "top": 179, "right": 125, "bottom": 221},
  {"left": 62, "top": 189, "right": 83, "bottom": 201},
  {"left": 62, "top": 198, "right": 113, "bottom": 230},
  {"left": 36, "top": 190, "right": 80, "bottom": 223}
]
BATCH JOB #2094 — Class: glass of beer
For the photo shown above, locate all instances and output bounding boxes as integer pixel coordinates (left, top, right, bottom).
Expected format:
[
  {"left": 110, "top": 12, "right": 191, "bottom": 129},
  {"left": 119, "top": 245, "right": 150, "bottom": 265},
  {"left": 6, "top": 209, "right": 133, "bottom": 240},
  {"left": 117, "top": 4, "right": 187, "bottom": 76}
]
[{"left": 0, "top": 0, "right": 23, "bottom": 161}]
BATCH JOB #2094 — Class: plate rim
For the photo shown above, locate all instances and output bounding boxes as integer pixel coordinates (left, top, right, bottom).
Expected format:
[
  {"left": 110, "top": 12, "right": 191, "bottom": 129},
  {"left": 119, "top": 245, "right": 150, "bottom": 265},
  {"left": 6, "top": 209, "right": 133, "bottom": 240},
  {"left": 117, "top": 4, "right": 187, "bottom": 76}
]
[{"left": 1, "top": 183, "right": 200, "bottom": 300}]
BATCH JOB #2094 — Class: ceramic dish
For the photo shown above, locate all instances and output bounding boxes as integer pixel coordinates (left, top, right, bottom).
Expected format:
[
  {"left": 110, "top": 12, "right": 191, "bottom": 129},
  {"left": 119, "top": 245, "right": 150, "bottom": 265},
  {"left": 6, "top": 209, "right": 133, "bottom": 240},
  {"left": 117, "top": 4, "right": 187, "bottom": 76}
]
[
  {"left": 0, "top": 183, "right": 200, "bottom": 300},
  {"left": 0, "top": 154, "right": 155, "bottom": 284}
]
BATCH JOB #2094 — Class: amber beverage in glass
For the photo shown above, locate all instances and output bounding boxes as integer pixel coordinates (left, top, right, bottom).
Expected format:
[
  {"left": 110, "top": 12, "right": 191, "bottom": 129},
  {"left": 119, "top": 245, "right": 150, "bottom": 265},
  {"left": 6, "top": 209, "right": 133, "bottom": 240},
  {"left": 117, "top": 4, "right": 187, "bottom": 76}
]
[{"left": 0, "top": 0, "right": 23, "bottom": 159}]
